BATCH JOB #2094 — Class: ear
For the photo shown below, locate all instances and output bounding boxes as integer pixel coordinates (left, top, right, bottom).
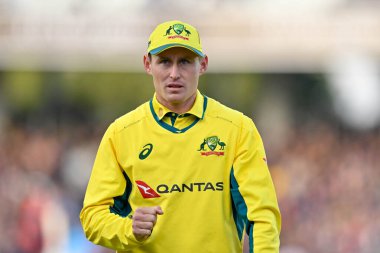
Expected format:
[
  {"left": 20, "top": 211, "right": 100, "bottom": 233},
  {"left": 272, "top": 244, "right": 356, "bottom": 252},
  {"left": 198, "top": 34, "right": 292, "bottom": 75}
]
[
  {"left": 199, "top": 55, "right": 208, "bottom": 75},
  {"left": 143, "top": 54, "right": 152, "bottom": 75}
]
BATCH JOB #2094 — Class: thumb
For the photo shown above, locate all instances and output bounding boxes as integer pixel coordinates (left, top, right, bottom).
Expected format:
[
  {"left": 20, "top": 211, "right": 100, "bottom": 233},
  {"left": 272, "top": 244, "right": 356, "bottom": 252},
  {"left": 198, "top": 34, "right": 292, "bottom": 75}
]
[{"left": 154, "top": 206, "right": 164, "bottom": 215}]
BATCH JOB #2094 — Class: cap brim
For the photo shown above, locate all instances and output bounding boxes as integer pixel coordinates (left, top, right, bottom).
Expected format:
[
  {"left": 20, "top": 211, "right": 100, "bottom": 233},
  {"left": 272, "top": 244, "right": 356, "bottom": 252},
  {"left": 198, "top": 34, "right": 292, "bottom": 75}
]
[{"left": 149, "top": 44, "right": 204, "bottom": 57}]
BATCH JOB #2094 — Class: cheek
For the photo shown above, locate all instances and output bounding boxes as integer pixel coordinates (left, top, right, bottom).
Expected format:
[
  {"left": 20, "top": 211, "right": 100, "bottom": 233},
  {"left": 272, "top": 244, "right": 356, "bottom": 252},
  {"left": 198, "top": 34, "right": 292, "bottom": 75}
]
[
  {"left": 151, "top": 70, "right": 164, "bottom": 83},
  {"left": 154, "top": 68, "right": 168, "bottom": 79},
  {"left": 188, "top": 69, "right": 200, "bottom": 83}
]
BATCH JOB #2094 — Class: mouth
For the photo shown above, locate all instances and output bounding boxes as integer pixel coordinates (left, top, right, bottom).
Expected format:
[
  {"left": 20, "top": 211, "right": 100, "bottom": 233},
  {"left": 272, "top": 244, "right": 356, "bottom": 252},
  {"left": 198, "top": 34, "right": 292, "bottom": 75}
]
[{"left": 167, "top": 83, "right": 184, "bottom": 89}]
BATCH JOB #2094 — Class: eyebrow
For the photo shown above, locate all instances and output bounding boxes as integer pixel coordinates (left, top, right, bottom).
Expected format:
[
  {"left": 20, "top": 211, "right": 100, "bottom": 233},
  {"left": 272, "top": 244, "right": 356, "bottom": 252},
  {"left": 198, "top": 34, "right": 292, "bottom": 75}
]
[{"left": 157, "top": 56, "right": 169, "bottom": 60}]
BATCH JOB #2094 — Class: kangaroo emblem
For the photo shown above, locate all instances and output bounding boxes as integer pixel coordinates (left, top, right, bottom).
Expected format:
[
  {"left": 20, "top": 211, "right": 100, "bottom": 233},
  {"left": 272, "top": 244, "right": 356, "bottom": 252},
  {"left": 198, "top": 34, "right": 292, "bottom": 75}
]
[
  {"left": 198, "top": 139, "right": 207, "bottom": 151},
  {"left": 198, "top": 136, "right": 226, "bottom": 156},
  {"left": 184, "top": 27, "right": 191, "bottom": 36},
  {"left": 137, "top": 184, "right": 154, "bottom": 196},
  {"left": 218, "top": 140, "right": 226, "bottom": 150},
  {"left": 165, "top": 26, "right": 173, "bottom": 36}
]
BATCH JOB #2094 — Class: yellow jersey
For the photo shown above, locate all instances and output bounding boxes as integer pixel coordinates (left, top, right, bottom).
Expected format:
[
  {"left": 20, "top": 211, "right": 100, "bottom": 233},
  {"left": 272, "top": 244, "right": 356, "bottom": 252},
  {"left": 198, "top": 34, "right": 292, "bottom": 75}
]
[{"left": 80, "top": 91, "right": 281, "bottom": 253}]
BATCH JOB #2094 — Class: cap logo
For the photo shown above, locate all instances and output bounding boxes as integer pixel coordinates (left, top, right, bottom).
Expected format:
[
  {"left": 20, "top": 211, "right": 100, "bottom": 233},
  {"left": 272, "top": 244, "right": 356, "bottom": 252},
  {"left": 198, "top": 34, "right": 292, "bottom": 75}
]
[
  {"left": 164, "top": 24, "right": 191, "bottom": 38},
  {"left": 163, "top": 24, "right": 191, "bottom": 41},
  {"left": 173, "top": 24, "right": 184, "bottom": 35},
  {"left": 148, "top": 20, "right": 203, "bottom": 56}
]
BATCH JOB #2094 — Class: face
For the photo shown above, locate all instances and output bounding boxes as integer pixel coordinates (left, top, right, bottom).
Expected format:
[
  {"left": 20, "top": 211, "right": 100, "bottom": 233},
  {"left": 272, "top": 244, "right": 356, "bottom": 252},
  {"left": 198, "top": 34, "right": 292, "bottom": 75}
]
[{"left": 144, "top": 47, "right": 208, "bottom": 113}]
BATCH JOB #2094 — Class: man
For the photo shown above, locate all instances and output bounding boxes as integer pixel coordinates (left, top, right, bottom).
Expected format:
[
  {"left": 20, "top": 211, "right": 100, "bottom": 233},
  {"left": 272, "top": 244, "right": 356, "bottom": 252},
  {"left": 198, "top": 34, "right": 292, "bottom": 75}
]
[{"left": 80, "top": 20, "right": 281, "bottom": 253}]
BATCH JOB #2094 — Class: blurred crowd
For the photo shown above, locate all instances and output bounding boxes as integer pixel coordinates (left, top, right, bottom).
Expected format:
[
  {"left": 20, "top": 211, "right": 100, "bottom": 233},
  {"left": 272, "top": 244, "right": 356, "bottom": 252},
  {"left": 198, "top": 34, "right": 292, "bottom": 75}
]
[
  {"left": 0, "top": 122, "right": 113, "bottom": 253},
  {"left": 0, "top": 120, "right": 379, "bottom": 253},
  {"left": 270, "top": 124, "right": 380, "bottom": 253}
]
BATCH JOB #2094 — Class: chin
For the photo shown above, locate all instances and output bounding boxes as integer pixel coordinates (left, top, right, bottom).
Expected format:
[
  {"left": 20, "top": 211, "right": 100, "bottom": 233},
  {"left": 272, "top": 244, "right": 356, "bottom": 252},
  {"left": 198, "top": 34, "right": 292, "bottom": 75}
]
[{"left": 165, "top": 94, "right": 185, "bottom": 103}]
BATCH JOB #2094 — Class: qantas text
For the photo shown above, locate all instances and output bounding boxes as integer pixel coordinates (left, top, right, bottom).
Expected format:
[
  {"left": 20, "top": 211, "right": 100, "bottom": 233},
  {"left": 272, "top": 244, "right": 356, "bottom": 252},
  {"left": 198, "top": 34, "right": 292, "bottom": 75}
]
[{"left": 156, "top": 182, "right": 224, "bottom": 194}]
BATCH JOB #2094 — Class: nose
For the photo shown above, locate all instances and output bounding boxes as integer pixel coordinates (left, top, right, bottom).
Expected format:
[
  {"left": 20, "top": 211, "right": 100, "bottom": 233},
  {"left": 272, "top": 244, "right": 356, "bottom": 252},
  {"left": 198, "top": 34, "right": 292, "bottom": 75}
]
[{"left": 169, "top": 64, "right": 180, "bottom": 80}]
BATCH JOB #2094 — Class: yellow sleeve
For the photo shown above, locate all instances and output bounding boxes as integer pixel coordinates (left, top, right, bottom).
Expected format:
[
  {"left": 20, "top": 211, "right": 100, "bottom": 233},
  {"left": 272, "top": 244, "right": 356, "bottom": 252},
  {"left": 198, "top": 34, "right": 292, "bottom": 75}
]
[
  {"left": 79, "top": 122, "right": 143, "bottom": 251},
  {"left": 231, "top": 116, "right": 281, "bottom": 253}
]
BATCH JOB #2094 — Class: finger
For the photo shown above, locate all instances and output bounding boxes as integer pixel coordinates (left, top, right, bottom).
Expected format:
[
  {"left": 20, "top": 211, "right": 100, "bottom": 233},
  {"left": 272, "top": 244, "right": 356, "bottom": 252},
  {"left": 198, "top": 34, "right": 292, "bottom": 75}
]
[
  {"left": 136, "top": 207, "right": 160, "bottom": 215},
  {"left": 133, "top": 220, "right": 154, "bottom": 230},
  {"left": 154, "top": 206, "right": 164, "bottom": 215},
  {"left": 133, "top": 213, "right": 157, "bottom": 223},
  {"left": 134, "top": 227, "right": 152, "bottom": 235},
  {"left": 133, "top": 228, "right": 152, "bottom": 241},
  {"left": 134, "top": 234, "right": 149, "bottom": 242}
]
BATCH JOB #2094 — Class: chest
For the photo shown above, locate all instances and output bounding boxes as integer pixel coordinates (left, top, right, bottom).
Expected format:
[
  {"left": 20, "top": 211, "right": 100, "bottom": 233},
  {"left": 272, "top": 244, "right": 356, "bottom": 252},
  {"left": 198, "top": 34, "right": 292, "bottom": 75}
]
[{"left": 117, "top": 119, "right": 238, "bottom": 184}]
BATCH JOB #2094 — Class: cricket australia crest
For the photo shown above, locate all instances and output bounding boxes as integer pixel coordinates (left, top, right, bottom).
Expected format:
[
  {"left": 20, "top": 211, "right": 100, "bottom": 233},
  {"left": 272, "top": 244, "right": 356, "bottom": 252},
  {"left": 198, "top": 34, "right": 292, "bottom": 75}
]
[
  {"left": 198, "top": 136, "right": 226, "bottom": 156},
  {"left": 165, "top": 23, "right": 191, "bottom": 40},
  {"left": 173, "top": 24, "right": 185, "bottom": 35}
]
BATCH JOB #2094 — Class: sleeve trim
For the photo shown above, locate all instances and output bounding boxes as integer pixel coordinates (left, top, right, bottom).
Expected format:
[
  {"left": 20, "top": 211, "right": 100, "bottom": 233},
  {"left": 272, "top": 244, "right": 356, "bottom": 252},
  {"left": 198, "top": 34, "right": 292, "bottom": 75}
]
[
  {"left": 109, "top": 171, "right": 133, "bottom": 218},
  {"left": 230, "top": 167, "right": 252, "bottom": 242}
]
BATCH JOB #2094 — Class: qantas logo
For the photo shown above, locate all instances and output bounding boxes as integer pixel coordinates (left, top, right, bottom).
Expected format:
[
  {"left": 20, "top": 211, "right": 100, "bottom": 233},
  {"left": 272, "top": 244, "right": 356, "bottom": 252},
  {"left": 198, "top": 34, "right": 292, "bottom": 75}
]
[
  {"left": 157, "top": 182, "right": 223, "bottom": 193},
  {"left": 135, "top": 180, "right": 224, "bottom": 198},
  {"left": 135, "top": 180, "right": 160, "bottom": 198}
]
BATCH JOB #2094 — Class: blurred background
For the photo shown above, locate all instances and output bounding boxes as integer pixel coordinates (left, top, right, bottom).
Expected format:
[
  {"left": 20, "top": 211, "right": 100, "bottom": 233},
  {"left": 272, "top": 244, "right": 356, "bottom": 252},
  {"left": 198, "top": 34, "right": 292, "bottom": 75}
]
[{"left": 0, "top": 0, "right": 380, "bottom": 253}]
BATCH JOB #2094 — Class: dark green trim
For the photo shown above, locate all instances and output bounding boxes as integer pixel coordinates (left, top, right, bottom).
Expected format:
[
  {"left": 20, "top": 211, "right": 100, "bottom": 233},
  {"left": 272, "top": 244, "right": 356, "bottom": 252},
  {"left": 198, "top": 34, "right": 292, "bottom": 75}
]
[
  {"left": 169, "top": 113, "right": 178, "bottom": 126},
  {"left": 230, "top": 167, "right": 251, "bottom": 243},
  {"left": 150, "top": 100, "right": 177, "bottom": 132},
  {"left": 149, "top": 96, "right": 208, "bottom": 134},
  {"left": 249, "top": 222, "right": 254, "bottom": 253},
  {"left": 109, "top": 171, "right": 132, "bottom": 218},
  {"left": 201, "top": 96, "right": 208, "bottom": 119},
  {"left": 179, "top": 117, "right": 200, "bottom": 133},
  {"left": 178, "top": 113, "right": 191, "bottom": 118}
]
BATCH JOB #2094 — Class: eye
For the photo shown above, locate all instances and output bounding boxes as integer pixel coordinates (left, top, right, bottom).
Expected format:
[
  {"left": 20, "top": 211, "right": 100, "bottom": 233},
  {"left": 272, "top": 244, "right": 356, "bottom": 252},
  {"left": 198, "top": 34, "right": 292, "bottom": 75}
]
[
  {"left": 180, "top": 58, "right": 191, "bottom": 64},
  {"left": 159, "top": 59, "right": 170, "bottom": 64}
]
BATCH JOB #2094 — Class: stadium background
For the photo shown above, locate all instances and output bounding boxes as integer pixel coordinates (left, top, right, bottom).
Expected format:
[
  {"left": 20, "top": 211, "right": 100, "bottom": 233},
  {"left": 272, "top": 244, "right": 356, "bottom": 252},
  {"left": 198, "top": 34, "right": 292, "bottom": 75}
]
[{"left": 0, "top": 1, "right": 379, "bottom": 253}]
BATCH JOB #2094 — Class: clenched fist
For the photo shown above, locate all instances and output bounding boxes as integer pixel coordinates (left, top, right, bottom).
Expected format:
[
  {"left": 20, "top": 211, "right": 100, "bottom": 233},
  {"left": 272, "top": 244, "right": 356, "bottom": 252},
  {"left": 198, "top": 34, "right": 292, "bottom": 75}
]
[{"left": 132, "top": 206, "right": 164, "bottom": 241}]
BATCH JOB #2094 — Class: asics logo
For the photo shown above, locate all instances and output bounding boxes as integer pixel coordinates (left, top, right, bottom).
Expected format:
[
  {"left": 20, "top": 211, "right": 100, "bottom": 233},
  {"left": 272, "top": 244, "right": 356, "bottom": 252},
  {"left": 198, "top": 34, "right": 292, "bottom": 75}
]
[{"left": 139, "top": 144, "right": 153, "bottom": 160}]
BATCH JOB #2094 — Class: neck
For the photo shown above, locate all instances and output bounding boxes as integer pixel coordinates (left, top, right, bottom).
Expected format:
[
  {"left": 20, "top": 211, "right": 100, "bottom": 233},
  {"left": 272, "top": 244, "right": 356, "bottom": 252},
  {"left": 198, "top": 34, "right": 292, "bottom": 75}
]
[{"left": 157, "top": 94, "right": 196, "bottom": 114}]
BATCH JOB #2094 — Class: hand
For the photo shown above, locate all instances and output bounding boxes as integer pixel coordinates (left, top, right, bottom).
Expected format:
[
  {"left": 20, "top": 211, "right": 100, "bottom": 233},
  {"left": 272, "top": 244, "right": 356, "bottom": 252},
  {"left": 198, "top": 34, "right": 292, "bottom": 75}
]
[{"left": 132, "top": 206, "right": 164, "bottom": 241}]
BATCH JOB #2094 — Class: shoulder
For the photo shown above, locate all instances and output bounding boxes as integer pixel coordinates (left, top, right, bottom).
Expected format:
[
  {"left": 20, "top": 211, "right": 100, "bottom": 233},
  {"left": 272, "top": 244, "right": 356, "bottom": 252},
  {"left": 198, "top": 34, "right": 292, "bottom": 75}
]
[
  {"left": 110, "top": 101, "right": 150, "bottom": 133},
  {"left": 205, "top": 96, "right": 255, "bottom": 131}
]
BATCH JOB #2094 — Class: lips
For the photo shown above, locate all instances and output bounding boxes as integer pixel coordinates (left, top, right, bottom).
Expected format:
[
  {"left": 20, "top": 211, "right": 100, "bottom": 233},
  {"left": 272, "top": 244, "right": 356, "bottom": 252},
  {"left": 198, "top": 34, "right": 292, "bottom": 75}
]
[{"left": 167, "top": 83, "right": 183, "bottom": 88}]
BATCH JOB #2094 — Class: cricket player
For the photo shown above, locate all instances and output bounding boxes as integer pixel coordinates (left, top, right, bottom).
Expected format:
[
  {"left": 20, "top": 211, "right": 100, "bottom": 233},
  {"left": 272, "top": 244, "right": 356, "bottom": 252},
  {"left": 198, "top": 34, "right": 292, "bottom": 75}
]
[{"left": 80, "top": 20, "right": 281, "bottom": 253}]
